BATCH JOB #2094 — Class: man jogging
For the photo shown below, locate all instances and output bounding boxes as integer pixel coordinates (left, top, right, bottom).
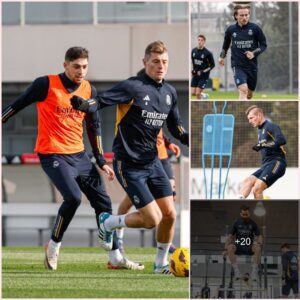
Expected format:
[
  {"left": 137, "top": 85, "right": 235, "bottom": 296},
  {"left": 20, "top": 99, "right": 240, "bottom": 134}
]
[
  {"left": 71, "top": 41, "right": 189, "bottom": 274},
  {"left": 219, "top": 4, "right": 267, "bottom": 100}
]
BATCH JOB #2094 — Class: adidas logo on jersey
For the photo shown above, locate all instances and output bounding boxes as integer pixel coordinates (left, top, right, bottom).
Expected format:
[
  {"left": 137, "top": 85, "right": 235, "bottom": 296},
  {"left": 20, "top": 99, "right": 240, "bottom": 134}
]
[
  {"left": 143, "top": 95, "right": 150, "bottom": 106},
  {"left": 143, "top": 95, "right": 151, "bottom": 102}
]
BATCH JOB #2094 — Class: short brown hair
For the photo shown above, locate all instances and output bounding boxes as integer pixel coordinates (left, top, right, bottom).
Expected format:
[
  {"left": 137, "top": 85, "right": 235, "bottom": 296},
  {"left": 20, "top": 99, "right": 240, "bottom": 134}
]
[
  {"left": 245, "top": 105, "right": 263, "bottom": 116},
  {"left": 281, "top": 243, "right": 290, "bottom": 250},
  {"left": 144, "top": 41, "right": 168, "bottom": 59},
  {"left": 234, "top": 4, "right": 251, "bottom": 21},
  {"left": 65, "top": 47, "right": 89, "bottom": 62},
  {"left": 240, "top": 205, "right": 250, "bottom": 212},
  {"left": 198, "top": 34, "right": 206, "bottom": 41}
]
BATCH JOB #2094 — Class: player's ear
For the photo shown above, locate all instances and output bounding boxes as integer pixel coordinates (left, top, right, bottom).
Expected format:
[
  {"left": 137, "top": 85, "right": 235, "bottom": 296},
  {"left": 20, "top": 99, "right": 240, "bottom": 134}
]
[{"left": 142, "top": 58, "right": 147, "bottom": 67}]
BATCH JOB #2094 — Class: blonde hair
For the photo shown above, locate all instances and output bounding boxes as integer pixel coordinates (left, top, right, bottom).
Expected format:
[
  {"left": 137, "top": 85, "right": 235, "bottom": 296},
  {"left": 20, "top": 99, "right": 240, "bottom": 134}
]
[
  {"left": 144, "top": 41, "right": 168, "bottom": 59},
  {"left": 245, "top": 105, "right": 263, "bottom": 116}
]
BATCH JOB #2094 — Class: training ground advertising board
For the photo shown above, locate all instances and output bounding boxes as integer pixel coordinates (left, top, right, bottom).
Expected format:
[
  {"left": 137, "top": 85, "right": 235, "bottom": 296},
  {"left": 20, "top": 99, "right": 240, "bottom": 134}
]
[{"left": 190, "top": 168, "right": 299, "bottom": 199}]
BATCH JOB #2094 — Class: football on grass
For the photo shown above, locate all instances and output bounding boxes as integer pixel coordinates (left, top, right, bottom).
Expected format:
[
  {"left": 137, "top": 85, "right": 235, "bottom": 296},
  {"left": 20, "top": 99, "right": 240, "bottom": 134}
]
[{"left": 169, "top": 247, "right": 189, "bottom": 277}]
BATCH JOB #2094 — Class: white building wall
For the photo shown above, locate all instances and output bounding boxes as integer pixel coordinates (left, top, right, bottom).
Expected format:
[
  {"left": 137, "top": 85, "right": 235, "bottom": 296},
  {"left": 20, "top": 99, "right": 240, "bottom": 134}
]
[
  {"left": 3, "top": 23, "right": 188, "bottom": 82},
  {"left": 190, "top": 168, "right": 299, "bottom": 199}
]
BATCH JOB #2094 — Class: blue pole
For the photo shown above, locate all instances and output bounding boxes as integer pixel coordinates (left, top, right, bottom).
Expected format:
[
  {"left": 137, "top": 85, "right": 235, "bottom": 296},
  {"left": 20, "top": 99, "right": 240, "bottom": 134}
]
[
  {"left": 222, "top": 116, "right": 234, "bottom": 199},
  {"left": 202, "top": 154, "right": 208, "bottom": 199},
  {"left": 218, "top": 115, "right": 224, "bottom": 199},
  {"left": 218, "top": 102, "right": 227, "bottom": 199}
]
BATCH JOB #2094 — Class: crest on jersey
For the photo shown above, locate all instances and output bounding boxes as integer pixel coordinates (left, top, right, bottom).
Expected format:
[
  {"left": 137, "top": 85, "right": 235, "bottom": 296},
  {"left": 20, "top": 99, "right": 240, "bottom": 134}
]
[
  {"left": 53, "top": 161, "right": 59, "bottom": 168},
  {"left": 193, "top": 52, "right": 195, "bottom": 57},
  {"left": 233, "top": 32, "right": 237, "bottom": 38},
  {"left": 262, "top": 129, "right": 265, "bottom": 134},
  {"left": 248, "top": 29, "right": 253, "bottom": 36},
  {"left": 201, "top": 54, "right": 204, "bottom": 59},
  {"left": 166, "top": 95, "right": 172, "bottom": 106}
]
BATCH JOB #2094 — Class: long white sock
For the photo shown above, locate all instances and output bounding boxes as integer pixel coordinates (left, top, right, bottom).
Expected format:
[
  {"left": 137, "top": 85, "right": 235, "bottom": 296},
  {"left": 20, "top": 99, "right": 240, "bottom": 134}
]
[
  {"left": 155, "top": 242, "right": 171, "bottom": 267},
  {"left": 49, "top": 239, "right": 61, "bottom": 250},
  {"left": 239, "top": 90, "right": 248, "bottom": 100},
  {"left": 252, "top": 263, "right": 258, "bottom": 271},
  {"left": 116, "top": 228, "right": 124, "bottom": 239},
  {"left": 109, "top": 249, "right": 123, "bottom": 265},
  {"left": 104, "top": 215, "right": 127, "bottom": 232}
]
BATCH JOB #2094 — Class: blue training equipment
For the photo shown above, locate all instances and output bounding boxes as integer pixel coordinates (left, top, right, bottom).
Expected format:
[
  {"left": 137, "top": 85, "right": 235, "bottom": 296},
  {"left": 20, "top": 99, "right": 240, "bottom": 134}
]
[{"left": 202, "top": 102, "right": 235, "bottom": 199}]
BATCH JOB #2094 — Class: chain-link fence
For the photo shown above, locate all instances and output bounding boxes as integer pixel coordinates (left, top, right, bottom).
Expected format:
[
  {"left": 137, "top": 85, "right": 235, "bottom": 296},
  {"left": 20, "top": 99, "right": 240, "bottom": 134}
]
[{"left": 191, "top": 101, "right": 298, "bottom": 169}]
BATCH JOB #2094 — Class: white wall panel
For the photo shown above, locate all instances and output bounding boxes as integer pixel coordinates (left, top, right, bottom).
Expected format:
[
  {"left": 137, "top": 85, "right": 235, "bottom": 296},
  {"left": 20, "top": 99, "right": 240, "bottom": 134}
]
[{"left": 3, "top": 23, "right": 188, "bottom": 82}]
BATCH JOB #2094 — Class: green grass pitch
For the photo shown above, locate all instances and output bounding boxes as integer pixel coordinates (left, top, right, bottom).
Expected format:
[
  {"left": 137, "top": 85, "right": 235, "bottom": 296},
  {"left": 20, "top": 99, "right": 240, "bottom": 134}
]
[
  {"left": 191, "top": 91, "right": 298, "bottom": 100},
  {"left": 2, "top": 247, "right": 189, "bottom": 298}
]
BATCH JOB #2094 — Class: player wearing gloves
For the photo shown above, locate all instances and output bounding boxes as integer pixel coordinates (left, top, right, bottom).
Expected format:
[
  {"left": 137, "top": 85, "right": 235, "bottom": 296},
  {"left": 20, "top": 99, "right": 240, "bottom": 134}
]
[
  {"left": 2, "top": 47, "right": 143, "bottom": 271},
  {"left": 239, "top": 105, "right": 286, "bottom": 199},
  {"left": 191, "top": 35, "right": 215, "bottom": 99},
  {"left": 71, "top": 41, "right": 189, "bottom": 274}
]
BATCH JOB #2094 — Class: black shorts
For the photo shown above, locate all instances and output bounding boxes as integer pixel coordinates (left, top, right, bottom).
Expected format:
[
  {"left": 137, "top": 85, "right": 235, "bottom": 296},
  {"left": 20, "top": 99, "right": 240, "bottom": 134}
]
[
  {"left": 113, "top": 157, "right": 173, "bottom": 209},
  {"left": 252, "top": 160, "right": 286, "bottom": 187},
  {"left": 282, "top": 279, "right": 298, "bottom": 295},
  {"left": 235, "top": 245, "right": 254, "bottom": 256},
  {"left": 191, "top": 75, "right": 208, "bottom": 89},
  {"left": 232, "top": 66, "right": 257, "bottom": 91},
  {"left": 160, "top": 158, "right": 175, "bottom": 180}
]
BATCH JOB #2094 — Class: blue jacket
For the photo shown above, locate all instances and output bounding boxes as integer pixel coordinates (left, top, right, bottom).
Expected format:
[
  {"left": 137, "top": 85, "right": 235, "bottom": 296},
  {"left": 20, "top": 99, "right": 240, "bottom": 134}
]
[
  {"left": 191, "top": 47, "right": 215, "bottom": 78},
  {"left": 89, "top": 73, "right": 188, "bottom": 164},
  {"left": 282, "top": 251, "right": 298, "bottom": 280},
  {"left": 221, "top": 22, "right": 267, "bottom": 69},
  {"left": 258, "top": 120, "right": 286, "bottom": 165}
]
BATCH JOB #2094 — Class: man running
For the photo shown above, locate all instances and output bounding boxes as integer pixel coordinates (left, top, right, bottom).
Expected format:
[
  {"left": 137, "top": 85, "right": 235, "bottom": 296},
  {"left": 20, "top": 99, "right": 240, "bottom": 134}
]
[
  {"left": 2, "top": 47, "right": 143, "bottom": 271},
  {"left": 191, "top": 34, "right": 215, "bottom": 99},
  {"left": 218, "top": 4, "right": 267, "bottom": 100},
  {"left": 71, "top": 41, "right": 189, "bottom": 274}
]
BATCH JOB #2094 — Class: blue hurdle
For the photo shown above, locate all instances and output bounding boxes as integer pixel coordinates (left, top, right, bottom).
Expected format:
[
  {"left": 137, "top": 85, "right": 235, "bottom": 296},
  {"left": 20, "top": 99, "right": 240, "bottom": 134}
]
[{"left": 202, "top": 102, "right": 235, "bottom": 199}]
